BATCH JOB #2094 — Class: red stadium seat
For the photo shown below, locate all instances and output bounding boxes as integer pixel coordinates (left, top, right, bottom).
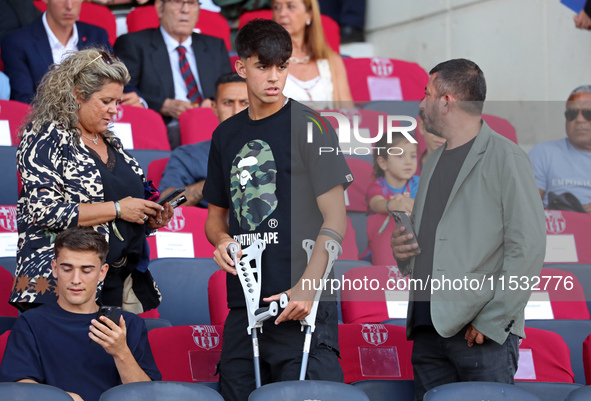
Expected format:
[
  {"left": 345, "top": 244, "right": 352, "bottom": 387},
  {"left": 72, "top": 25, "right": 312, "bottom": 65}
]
[
  {"left": 366, "top": 213, "right": 397, "bottom": 266},
  {"left": 33, "top": 1, "right": 117, "bottom": 46},
  {"left": 517, "top": 327, "right": 575, "bottom": 383},
  {"left": 0, "top": 330, "right": 10, "bottom": 364},
  {"left": 341, "top": 216, "right": 359, "bottom": 260},
  {"left": 582, "top": 333, "right": 591, "bottom": 384},
  {"left": 340, "top": 265, "right": 408, "bottom": 324},
  {"left": 179, "top": 107, "right": 219, "bottom": 145},
  {"left": 110, "top": 105, "right": 170, "bottom": 151},
  {"left": 344, "top": 158, "right": 372, "bottom": 213},
  {"left": 482, "top": 114, "right": 518, "bottom": 144},
  {"left": 148, "top": 325, "right": 223, "bottom": 382},
  {"left": 0, "top": 266, "right": 17, "bottom": 317},
  {"left": 238, "top": 10, "right": 340, "bottom": 53},
  {"left": 146, "top": 206, "right": 215, "bottom": 259},
  {"left": 0, "top": 100, "right": 29, "bottom": 146},
  {"left": 126, "top": 6, "right": 231, "bottom": 51},
  {"left": 338, "top": 323, "right": 413, "bottom": 383},
  {"left": 544, "top": 210, "right": 591, "bottom": 264},
  {"left": 147, "top": 157, "right": 169, "bottom": 190},
  {"left": 343, "top": 58, "right": 429, "bottom": 102},
  {"left": 208, "top": 270, "right": 229, "bottom": 326}
]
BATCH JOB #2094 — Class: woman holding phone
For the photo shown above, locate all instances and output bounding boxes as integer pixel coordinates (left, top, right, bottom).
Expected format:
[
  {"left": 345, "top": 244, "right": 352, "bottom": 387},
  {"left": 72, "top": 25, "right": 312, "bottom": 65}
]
[{"left": 11, "top": 48, "right": 173, "bottom": 314}]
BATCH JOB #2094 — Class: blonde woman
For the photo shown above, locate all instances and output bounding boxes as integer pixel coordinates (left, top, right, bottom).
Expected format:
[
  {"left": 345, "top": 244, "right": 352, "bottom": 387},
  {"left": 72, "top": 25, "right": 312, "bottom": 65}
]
[
  {"left": 273, "top": 0, "right": 352, "bottom": 104},
  {"left": 12, "top": 48, "right": 173, "bottom": 313}
]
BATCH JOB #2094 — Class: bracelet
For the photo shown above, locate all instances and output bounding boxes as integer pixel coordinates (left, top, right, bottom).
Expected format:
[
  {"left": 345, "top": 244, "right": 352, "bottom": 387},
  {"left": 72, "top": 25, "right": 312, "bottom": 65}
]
[
  {"left": 385, "top": 199, "right": 391, "bottom": 213},
  {"left": 114, "top": 201, "right": 122, "bottom": 220}
]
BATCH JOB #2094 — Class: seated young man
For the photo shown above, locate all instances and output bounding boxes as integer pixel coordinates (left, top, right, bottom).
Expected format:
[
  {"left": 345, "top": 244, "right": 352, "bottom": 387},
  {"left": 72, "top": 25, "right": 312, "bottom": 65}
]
[
  {"left": 204, "top": 19, "right": 352, "bottom": 401},
  {"left": 0, "top": 227, "right": 161, "bottom": 401}
]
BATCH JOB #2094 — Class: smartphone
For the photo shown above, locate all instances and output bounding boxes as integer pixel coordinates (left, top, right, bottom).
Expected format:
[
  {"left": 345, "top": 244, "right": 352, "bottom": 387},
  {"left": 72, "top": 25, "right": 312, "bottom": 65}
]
[
  {"left": 96, "top": 305, "right": 122, "bottom": 326},
  {"left": 157, "top": 187, "right": 185, "bottom": 206},
  {"left": 170, "top": 195, "right": 187, "bottom": 209},
  {"left": 391, "top": 210, "right": 421, "bottom": 254}
]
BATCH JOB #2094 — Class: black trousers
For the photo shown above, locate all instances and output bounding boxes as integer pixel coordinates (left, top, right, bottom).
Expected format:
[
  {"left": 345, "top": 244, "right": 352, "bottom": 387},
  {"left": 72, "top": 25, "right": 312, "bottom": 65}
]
[{"left": 219, "top": 304, "right": 343, "bottom": 401}]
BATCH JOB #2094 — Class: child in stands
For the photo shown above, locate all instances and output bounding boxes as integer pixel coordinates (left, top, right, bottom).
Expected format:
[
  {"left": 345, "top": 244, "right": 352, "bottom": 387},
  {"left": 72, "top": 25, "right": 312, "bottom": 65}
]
[{"left": 367, "top": 132, "right": 419, "bottom": 215}]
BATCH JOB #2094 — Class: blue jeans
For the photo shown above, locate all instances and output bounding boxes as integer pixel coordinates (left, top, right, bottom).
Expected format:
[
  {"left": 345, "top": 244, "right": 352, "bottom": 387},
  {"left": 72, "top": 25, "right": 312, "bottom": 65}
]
[{"left": 411, "top": 325, "right": 519, "bottom": 401}]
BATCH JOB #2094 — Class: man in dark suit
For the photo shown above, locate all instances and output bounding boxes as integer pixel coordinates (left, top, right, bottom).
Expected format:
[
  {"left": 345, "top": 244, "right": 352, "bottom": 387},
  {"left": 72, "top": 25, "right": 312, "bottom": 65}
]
[
  {"left": 1, "top": 0, "right": 142, "bottom": 107},
  {"left": 114, "top": 0, "right": 231, "bottom": 148}
]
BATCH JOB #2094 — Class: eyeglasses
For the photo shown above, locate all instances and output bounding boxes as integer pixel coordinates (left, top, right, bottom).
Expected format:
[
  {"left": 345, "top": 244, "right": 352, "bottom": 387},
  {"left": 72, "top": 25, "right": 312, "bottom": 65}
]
[
  {"left": 565, "top": 108, "right": 591, "bottom": 122},
  {"left": 164, "top": 0, "right": 201, "bottom": 8},
  {"left": 82, "top": 51, "right": 117, "bottom": 71}
]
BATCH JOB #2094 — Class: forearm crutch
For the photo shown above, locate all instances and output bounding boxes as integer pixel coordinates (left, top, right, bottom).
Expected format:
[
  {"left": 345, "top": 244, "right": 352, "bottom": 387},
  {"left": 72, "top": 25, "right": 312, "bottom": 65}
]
[
  {"left": 280, "top": 239, "right": 342, "bottom": 380},
  {"left": 227, "top": 239, "right": 278, "bottom": 389}
]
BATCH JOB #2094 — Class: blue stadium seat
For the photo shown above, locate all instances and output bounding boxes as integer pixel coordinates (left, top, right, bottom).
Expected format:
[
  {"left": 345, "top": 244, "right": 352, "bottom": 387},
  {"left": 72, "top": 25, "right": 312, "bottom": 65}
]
[
  {"left": 565, "top": 385, "right": 591, "bottom": 400},
  {"left": 352, "top": 379, "right": 414, "bottom": 401},
  {"left": 0, "top": 383, "right": 73, "bottom": 401},
  {"left": 127, "top": 149, "right": 171, "bottom": 176},
  {"left": 248, "top": 380, "right": 370, "bottom": 401},
  {"left": 0, "top": 257, "right": 16, "bottom": 275},
  {"left": 525, "top": 319, "right": 591, "bottom": 384},
  {"left": 99, "top": 381, "right": 223, "bottom": 401},
  {"left": 148, "top": 258, "right": 219, "bottom": 326},
  {"left": 424, "top": 382, "right": 541, "bottom": 401},
  {"left": 515, "top": 381, "right": 582, "bottom": 401},
  {"left": 546, "top": 263, "right": 591, "bottom": 315}
]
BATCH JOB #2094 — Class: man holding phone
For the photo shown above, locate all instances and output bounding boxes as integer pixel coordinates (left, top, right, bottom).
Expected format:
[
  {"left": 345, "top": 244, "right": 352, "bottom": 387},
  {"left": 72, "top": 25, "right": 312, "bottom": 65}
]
[
  {"left": 0, "top": 227, "right": 161, "bottom": 401},
  {"left": 391, "top": 59, "right": 545, "bottom": 400}
]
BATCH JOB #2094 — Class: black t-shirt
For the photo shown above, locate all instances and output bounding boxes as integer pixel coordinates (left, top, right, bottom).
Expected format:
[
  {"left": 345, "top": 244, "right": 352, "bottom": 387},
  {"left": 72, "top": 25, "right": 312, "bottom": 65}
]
[
  {"left": 203, "top": 100, "right": 352, "bottom": 308},
  {"left": 412, "top": 137, "right": 475, "bottom": 328}
]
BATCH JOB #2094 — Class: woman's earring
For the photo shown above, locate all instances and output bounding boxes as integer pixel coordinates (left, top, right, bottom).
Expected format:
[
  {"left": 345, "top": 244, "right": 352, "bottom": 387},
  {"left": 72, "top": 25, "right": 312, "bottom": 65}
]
[
  {"left": 77, "top": 103, "right": 81, "bottom": 110},
  {"left": 306, "top": 20, "right": 311, "bottom": 26}
]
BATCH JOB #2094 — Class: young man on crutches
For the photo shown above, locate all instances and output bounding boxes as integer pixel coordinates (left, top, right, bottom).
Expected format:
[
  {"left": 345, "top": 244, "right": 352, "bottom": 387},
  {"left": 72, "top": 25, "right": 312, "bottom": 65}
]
[{"left": 204, "top": 19, "right": 352, "bottom": 401}]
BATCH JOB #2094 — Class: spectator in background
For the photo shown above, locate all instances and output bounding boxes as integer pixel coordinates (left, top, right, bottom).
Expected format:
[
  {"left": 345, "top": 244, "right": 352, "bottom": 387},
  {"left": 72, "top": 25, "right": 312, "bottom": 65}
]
[
  {"left": 529, "top": 85, "right": 591, "bottom": 213},
  {"left": 0, "top": 71, "right": 9, "bottom": 100},
  {"left": 367, "top": 132, "right": 419, "bottom": 216},
  {"left": 318, "top": 0, "right": 365, "bottom": 43},
  {"left": 159, "top": 73, "right": 248, "bottom": 207},
  {"left": 0, "top": 0, "right": 41, "bottom": 41},
  {"left": 0, "top": 0, "right": 142, "bottom": 106},
  {"left": 417, "top": 117, "right": 446, "bottom": 170},
  {"left": 114, "top": 0, "right": 231, "bottom": 149},
  {"left": 391, "top": 59, "right": 545, "bottom": 400},
  {"left": 574, "top": 0, "right": 591, "bottom": 29},
  {"left": 0, "top": 227, "right": 161, "bottom": 401},
  {"left": 12, "top": 48, "right": 173, "bottom": 313},
  {"left": 273, "top": 0, "right": 352, "bottom": 105}
]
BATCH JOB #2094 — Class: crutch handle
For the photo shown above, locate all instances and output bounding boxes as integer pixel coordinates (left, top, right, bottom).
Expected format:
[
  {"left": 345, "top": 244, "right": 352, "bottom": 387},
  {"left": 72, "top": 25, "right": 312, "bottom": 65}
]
[
  {"left": 227, "top": 242, "right": 240, "bottom": 259},
  {"left": 253, "top": 301, "right": 279, "bottom": 322},
  {"left": 279, "top": 292, "right": 290, "bottom": 308}
]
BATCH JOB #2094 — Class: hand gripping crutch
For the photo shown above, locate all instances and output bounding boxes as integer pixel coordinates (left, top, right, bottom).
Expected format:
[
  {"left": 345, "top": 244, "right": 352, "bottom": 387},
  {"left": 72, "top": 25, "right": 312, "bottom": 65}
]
[
  {"left": 279, "top": 239, "right": 342, "bottom": 380},
  {"left": 227, "top": 239, "right": 278, "bottom": 389}
]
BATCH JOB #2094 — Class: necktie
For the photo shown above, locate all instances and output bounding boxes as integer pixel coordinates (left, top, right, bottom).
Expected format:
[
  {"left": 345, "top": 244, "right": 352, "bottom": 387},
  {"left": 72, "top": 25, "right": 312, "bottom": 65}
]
[{"left": 177, "top": 45, "right": 202, "bottom": 104}]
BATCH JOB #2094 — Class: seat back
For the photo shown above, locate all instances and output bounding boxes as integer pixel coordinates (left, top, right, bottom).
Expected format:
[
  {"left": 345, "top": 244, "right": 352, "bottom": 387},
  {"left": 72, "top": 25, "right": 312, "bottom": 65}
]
[
  {"left": 0, "top": 100, "right": 28, "bottom": 146},
  {"left": 343, "top": 58, "right": 429, "bottom": 102},
  {"left": 482, "top": 113, "right": 518, "bottom": 143},
  {"left": 544, "top": 210, "right": 591, "bottom": 264},
  {"left": 0, "top": 266, "right": 17, "bottom": 317},
  {"left": 126, "top": 6, "right": 231, "bottom": 50},
  {"left": 338, "top": 323, "right": 413, "bottom": 383},
  {"left": 566, "top": 385, "right": 591, "bottom": 401},
  {"left": 179, "top": 107, "right": 219, "bottom": 145},
  {"left": 518, "top": 327, "right": 575, "bottom": 383},
  {"left": 366, "top": 213, "right": 397, "bottom": 266},
  {"left": 207, "top": 270, "right": 228, "bottom": 326},
  {"left": 33, "top": 1, "right": 116, "bottom": 46},
  {"left": 0, "top": 330, "right": 9, "bottom": 363},
  {"left": 99, "top": 381, "right": 224, "bottom": 401},
  {"left": 340, "top": 216, "right": 359, "bottom": 260},
  {"left": 546, "top": 263, "right": 591, "bottom": 321},
  {"left": 526, "top": 319, "right": 591, "bottom": 385},
  {"left": 111, "top": 105, "right": 170, "bottom": 150},
  {"left": 143, "top": 318, "right": 172, "bottom": 332},
  {"left": 341, "top": 265, "right": 408, "bottom": 324},
  {"left": 146, "top": 157, "right": 169, "bottom": 190},
  {"left": 127, "top": 149, "right": 171, "bottom": 174},
  {"left": 515, "top": 382, "right": 582, "bottom": 401},
  {"left": 344, "top": 158, "right": 373, "bottom": 212},
  {"left": 148, "top": 257, "right": 219, "bottom": 325},
  {"left": 248, "top": 380, "right": 369, "bottom": 401},
  {"left": 148, "top": 325, "right": 224, "bottom": 383},
  {"left": 0, "top": 382, "right": 74, "bottom": 401},
  {"left": 146, "top": 206, "right": 215, "bottom": 259},
  {"left": 424, "top": 382, "right": 541, "bottom": 401}
]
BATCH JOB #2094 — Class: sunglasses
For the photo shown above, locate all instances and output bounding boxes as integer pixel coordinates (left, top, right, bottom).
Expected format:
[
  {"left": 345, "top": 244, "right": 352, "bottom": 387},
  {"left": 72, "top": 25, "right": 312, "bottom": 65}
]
[
  {"left": 565, "top": 108, "right": 591, "bottom": 122},
  {"left": 82, "top": 51, "right": 118, "bottom": 71}
]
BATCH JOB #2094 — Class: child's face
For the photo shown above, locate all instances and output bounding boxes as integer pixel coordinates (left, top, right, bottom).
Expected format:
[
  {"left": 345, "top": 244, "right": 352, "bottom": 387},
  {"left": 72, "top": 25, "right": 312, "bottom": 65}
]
[
  {"left": 377, "top": 141, "right": 418, "bottom": 184},
  {"left": 236, "top": 55, "right": 289, "bottom": 107}
]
